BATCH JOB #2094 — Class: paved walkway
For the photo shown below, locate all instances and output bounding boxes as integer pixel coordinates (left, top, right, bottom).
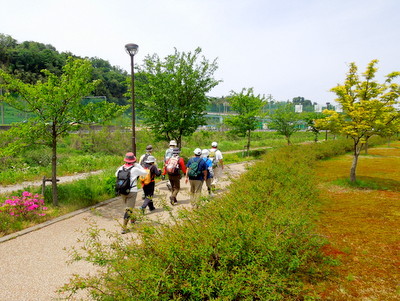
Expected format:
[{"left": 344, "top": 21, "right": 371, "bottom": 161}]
[{"left": 0, "top": 163, "right": 249, "bottom": 301}]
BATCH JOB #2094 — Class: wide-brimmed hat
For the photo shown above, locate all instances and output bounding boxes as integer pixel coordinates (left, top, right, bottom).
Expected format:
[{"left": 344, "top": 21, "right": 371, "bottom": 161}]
[
  {"left": 146, "top": 145, "right": 153, "bottom": 151},
  {"left": 169, "top": 140, "right": 177, "bottom": 146},
  {"left": 172, "top": 147, "right": 180, "bottom": 154},
  {"left": 211, "top": 141, "right": 218, "bottom": 147},
  {"left": 124, "top": 152, "right": 136, "bottom": 163},
  {"left": 144, "top": 155, "right": 156, "bottom": 163},
  {"left": 194, "top": 148, "right": 202, "bottom": 155}
]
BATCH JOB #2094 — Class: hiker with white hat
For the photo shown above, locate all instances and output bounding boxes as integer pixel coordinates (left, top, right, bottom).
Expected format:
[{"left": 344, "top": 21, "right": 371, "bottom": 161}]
[
  {"left": 139, "top": 155, "right": 161, "bottom": 214},
  {"left": 209, "top": 141, "right": 224, "bottom": 186},
  {"left": 163, "top": 140, "right": 177, "bottom": 192},
  {"left": 185, "top": 148, "right": 207, "bottom": 206},
  {"left": 164, "top": 140, "right": 177, "bottom": 163},
  {"left": 162, "top": 147, "right": 187, "bottom": 205}
]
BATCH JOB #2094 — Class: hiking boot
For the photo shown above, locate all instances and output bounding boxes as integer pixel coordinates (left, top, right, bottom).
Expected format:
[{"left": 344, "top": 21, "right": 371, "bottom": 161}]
[
  {"left": 166, "top": 182, "right": 172, "bottom": 192},
  {"left": 169, "top": 196, "right": 175, "bottom": 205},
  {"left": 173, "top": 197, "right": 178, "bottom": 204},
  {"left": 121, "top": 228, "right": 130, "bottom": 234}
]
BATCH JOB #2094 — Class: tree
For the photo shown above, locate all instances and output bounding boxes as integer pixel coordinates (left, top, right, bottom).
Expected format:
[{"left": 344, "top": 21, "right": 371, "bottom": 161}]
[
  {"left": 315, "top": 60, "right": 400, "bottom": 182},
  {"left": 224, "top": 88, "right": 265, "bottom": 154},
  {"left": 135, "top": 47, "right": 221, "bottom": 147},
  {"left": 292, "top": 96, "right": 314, "bottom": 112},
  {"left": 302, "top": 112, "right": 324, "bottom": 142},
  {"left": 0, "top": 58, "right": 127, "bottom": 206},
  {"left": 269, "top": 103, "right": 301, "bottom": 145}
]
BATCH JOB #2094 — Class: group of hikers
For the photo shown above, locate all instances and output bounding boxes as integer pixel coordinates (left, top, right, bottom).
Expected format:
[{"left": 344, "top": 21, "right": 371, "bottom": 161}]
[{"left": 115, "top": 140, "right": 224, "bottom": 234}]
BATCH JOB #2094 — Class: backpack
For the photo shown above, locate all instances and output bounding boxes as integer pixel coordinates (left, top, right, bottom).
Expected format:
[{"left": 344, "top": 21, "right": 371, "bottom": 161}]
[
  {"left": 140, "top": 153, "right": 150, "bottom": 167},
  {"left": 166, "top": 155, "right": 180, "bottom": 175},
  {"left": 206, "top": 158, "right": 214, "bottom": 177},
  {"left": 188, "top": 158, "right": 202, "bottom": 178},
  {"left": 116, "top": 166, "right": 133, "bottom": 195},
  {"left": 139, "top": 168, "right": 152, "bottom": 185},
  {"left": 209, "top": 149, "right": 218, "bottom": 168}
]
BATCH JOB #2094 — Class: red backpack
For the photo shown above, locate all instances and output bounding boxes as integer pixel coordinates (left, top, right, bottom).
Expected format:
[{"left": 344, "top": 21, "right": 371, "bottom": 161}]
[{"left": 166, "top": 155, "right": 180, "bottom": 175}]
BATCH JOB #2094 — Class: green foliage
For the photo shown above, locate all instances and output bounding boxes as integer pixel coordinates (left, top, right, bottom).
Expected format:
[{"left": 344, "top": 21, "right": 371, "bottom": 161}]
[
  {"left": 0, "top": 57, "right": 127, "bottom": 205},
  {"left": 0, "top": 33, "right": 129, "bottom": 104},
  {"left": 269, "top": 103, "right": 302, "bottom": 145},
  {"left": 135, "top": 47, "right": 221, "bottom": 146},
  {"left": 42, "top": 171, "right": 114, "bottom": 207},
  {"left": 315, "top": 60, "right": 400, "bottom": 182},
  {"left": 224, "top": 87, "right": 265, "bottom": 153},
  {"left": 61, "top": 142, "right": 358, "bottom": 300}
]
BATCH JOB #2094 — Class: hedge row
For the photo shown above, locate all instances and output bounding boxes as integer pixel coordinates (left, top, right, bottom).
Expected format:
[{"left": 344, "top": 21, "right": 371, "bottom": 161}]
[{"left": 62, "top": 137, "right": 385, "bottom": 300}]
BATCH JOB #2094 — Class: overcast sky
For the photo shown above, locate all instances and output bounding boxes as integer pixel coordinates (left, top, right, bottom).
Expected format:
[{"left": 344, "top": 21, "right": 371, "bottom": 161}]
[{"left": 1, "top": 0, "right": 399, "bottom": 105}]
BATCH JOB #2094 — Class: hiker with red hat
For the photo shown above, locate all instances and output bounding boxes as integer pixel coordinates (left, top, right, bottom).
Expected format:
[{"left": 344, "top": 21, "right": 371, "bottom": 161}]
[{"left": 115, "top": 152, "right": 147, "bottom": 234}]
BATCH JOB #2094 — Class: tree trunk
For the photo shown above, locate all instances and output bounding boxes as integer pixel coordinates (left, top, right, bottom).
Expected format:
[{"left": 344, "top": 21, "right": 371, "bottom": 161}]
[
  {"left": 350, "top": 142, "right": 361, "bottom": 182},
  {"left": 246, "top": 130, "right": 251, "bottom": 156},
  {"left": 51, "top": 131, "right": 58, "bottom": 206},
  {"left": 286, "top": 135, "right": 291, "bottom": 145}
]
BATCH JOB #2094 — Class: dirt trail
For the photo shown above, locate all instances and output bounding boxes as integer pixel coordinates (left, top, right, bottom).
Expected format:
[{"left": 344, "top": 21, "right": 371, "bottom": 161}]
[{"left": 0, "top": 162, "right": 251, "bottom": 301}]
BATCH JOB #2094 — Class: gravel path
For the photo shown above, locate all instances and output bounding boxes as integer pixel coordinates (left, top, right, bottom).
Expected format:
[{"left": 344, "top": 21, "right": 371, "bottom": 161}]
[{"left": 0, "top": 162, "right": 250, "bottom": 301}]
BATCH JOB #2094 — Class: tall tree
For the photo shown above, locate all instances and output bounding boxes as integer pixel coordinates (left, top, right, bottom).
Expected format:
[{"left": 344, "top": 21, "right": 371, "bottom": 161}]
[
  {"left": 0, "top": 58, "right": 127, "bottom": 205},
  {"left": 135, "top": 47, "right": 221, "bottom": 147},
  {"left": 269, "top": 103, "right": 301, "bottom": 145},
  {"left": 315, "top": 60, "right": 400, "bottom": 182},
  {"left": 224, "top": 88, "right": 265, "bottom": 154}
]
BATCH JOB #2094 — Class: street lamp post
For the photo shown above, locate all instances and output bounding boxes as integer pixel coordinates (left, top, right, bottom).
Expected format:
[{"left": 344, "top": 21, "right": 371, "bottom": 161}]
[{"left": 125, "top": 43, "right": 139, "bottom": 155}]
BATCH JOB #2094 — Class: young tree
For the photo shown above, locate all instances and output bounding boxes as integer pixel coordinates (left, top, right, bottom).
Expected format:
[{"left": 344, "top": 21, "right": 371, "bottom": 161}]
[
  {"left": 0, "top": 58, "right": 127, "bottom": 206},
  {"left": 315, "top": 60, "right": 400, "bottom": 182},
  {"left": 135, "top": 47, "right": 221, "bottom": 147},
  {"left": 302, "top": 112, "right": 324, "bottom": 142},
  {"left": 269, "top": 103, "right": 301, "bottom": 145},
  {"left": 224, "top": 88, "right": 265, "bottom": 154}
]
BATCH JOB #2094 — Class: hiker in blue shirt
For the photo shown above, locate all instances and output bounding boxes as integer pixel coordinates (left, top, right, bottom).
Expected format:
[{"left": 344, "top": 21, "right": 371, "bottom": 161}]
[{"left": 185, "top": 148, "right": 207, "bottom": 206}]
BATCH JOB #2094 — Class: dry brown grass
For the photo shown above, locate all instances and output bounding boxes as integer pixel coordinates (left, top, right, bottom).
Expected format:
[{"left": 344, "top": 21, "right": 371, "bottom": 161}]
[{"left": 313, "top": 141, "right": 400, "bottom": 300}]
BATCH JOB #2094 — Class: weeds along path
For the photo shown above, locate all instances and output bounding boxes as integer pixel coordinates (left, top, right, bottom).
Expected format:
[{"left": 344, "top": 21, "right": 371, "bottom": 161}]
[{"left": 0, "top": 162, "right": 252, "bottom": 301}]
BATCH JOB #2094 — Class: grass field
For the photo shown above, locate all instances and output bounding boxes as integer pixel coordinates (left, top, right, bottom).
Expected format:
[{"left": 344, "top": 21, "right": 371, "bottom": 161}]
[{"left": 313, "top": 141, "right": 400, "bottom": 300}]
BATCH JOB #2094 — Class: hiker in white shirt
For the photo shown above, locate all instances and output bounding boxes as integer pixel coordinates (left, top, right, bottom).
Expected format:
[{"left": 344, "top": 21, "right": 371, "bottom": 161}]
[{"left": 209, "top": 141, "right": 223, "bottom": 186}]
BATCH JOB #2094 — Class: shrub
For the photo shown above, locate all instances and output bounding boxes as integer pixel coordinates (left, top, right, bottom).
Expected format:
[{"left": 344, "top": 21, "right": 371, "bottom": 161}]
[
  {"left": 0, "top": 191, "right": 47, "bottom": 219},
  {"left": 61, "top": 141, "right": 347, "bottom": 300}
]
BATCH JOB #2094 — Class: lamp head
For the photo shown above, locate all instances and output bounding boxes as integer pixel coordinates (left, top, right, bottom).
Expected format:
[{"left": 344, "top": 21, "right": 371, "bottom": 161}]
[{"left": 125, "top": 43, "right": 139, "bottom": 56}]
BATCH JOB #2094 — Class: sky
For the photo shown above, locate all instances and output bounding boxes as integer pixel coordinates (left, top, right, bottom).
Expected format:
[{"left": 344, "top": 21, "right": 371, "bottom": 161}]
[{"left": 1, "top": 0, "right": 399, "bottom": 105}]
